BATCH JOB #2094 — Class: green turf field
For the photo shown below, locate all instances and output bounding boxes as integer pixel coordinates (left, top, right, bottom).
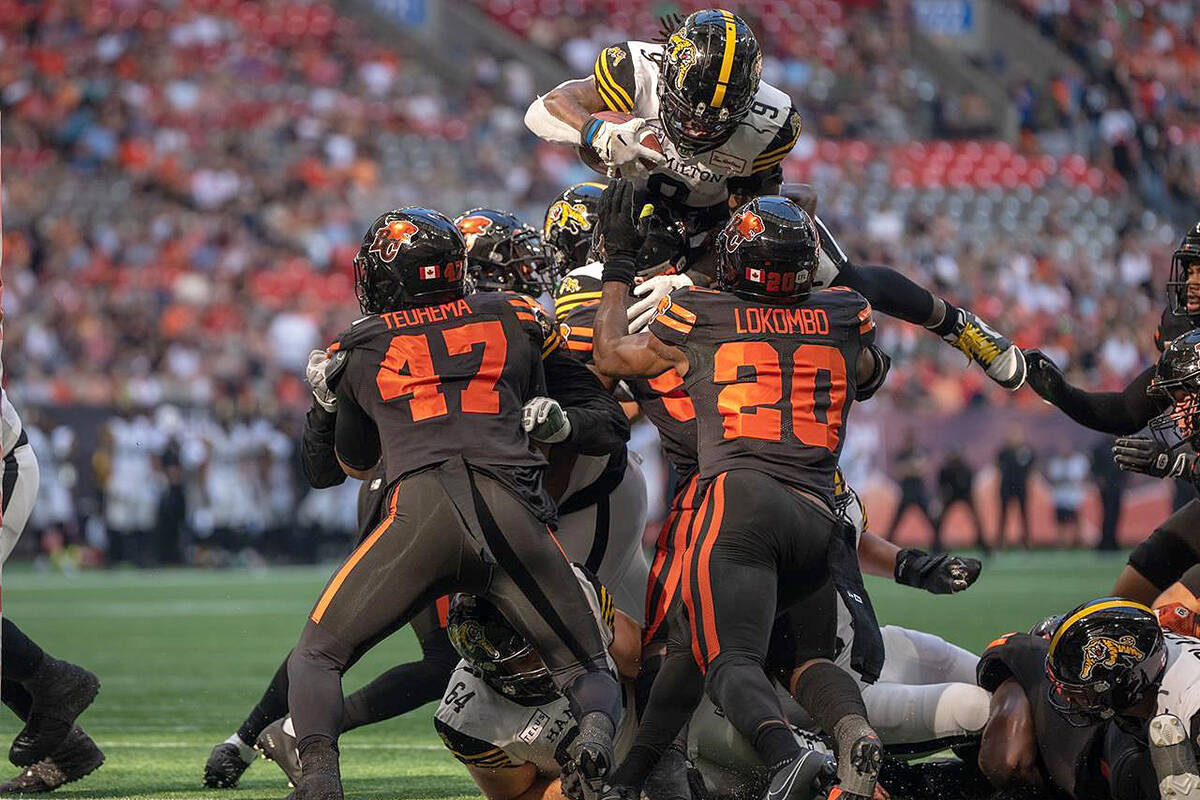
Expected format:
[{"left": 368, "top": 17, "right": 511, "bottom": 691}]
[{"left": 0, "top": 550, "right": 1129, "bottom": 799}]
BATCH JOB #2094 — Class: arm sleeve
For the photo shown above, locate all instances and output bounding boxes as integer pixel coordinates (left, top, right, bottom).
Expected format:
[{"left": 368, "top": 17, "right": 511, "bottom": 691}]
[
  {"left": 646, "top": 289, "right": 698, "bottom": 347},
  {"left": 856, "top": 297, "right": 877, "bottom": 347},
  {"left": 749, "top": 106, "right": 803, "bottom": 175},
  {"left": 1053, "top": 366, "right": 1161, "bottom": 435},
  {"left": 592, "top": 43, "right": 637, "bottom": 113},
  {"left": 333, "top": 375, "right": 381, "bottom": 473},
  {"left": 300, "top": 403, "right": 347, "bottom": 489},
  {"left": 543, "top": 349, "right": 630, "bottom": 455}
]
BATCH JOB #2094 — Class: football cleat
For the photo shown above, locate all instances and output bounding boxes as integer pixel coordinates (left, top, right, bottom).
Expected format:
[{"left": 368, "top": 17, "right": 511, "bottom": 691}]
[
  {"left": 835, "top": 731, "right": 884, "bottom": 800},
  {"left": 10, "top": 660, "right": 99, "bottom": 767},
  {"left": 643, "top": 742, "right": 693, "bottom": 800},
  {"left": 763, "top": 749, "right": 836, "bottom": 800},
  {"left": 944, "top": 310, "right": 1027, "bottom": 390},
  {"left": 0, "top": 726, "right": 103, "bottom": 794},
  {"left": 1149, "top": 713, "right": 1200, "bottom": 800},
  {"left": 203, "top": 743, "right": 252, "bottom": 789},
  {"left": 257, "top": 717, "right": 302, "bottom": 787},
  {"left": 569, "top": 711, "right": 616, "bottom": 795}
]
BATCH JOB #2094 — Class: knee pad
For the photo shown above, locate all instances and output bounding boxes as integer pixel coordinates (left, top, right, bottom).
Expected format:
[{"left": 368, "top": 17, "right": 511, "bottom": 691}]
[
  {"left": 862, "top": 681, "right": 988, "bottom": 748},
  {"left": 933, "top": 683, "right": 990, "bottom": 737}
]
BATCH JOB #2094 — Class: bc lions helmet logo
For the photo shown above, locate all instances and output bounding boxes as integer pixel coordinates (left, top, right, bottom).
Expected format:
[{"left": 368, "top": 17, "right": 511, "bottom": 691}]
[
  {"left": 368, "top": 219, "right": 419, "bottom": 264},
  {"left": 456, "top": 215, "right": 495, "bottom": 252},
  {"left": 723, "top": 210, "right": 766, "bottom": 253},
  {"left": 666, "top": 32, "right": 698, "bottom": 91},
  {"left": 1079, "top": 635, "right": 1145, "bottom": 680},
  {"left": 545, "top": 201, "right": 592, "bottom": 237}
]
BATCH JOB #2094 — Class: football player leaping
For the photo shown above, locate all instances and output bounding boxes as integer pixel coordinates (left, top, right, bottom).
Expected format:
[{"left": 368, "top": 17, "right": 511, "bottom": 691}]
[{"left": 525, "top": 8, "right": 1026, "bottom": 390}]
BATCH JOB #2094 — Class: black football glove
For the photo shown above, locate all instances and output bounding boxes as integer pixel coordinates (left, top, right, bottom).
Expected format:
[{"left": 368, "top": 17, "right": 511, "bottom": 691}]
[
  {"left": 1112, "top": 435, "right": 1200, "bottom": 480},
  {"left": 895, "top": 549, "right": 982, "bottom": 595},
  {"left": 595, "top": 179, "right": 646, "bottom": 286},
  {"left": 1023, "top": 348, "right": 1067, "bottom": 405}
]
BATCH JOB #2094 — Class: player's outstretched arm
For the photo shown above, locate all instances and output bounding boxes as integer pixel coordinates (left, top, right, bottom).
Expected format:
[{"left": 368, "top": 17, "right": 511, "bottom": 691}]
[
  {"left": 532, "top": 77, "right": 606, "bottom": 141},
  {"left": 591, "top": 181, "right": 686, "bottom": 379},
  {"left": 1025, "top": 349, "right": 1160, "bottom": 435}
]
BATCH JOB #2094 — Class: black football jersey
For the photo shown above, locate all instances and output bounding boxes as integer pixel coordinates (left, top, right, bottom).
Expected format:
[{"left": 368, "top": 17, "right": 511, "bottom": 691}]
[
  {"left": 330, "top": 291, "right": 561, "bottom": 491},
  {"left": 1155, "top": 306, "right": 1197, "bottom": 352},
  {"left": 557, "top": 301, "right": 700, "bottom": 483},
  {"left": 648, "top": 285, "right": 874, "bottom": 504},
  {"left": 978, "top": 632, "right": 1114, "bottom": 800}
]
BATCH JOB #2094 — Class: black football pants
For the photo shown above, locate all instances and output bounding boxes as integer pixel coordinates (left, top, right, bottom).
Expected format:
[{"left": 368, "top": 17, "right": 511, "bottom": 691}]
[
  {"left": 684, "top": 470, "right": 837, "bottom": 767},
  {"left": 286, "top": 463, "right": 619, "bottom": 750}
]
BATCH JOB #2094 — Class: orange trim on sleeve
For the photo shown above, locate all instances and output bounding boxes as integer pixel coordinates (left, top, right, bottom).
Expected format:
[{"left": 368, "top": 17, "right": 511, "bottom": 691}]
[{"left": 654, "top": 314, "right": 693, "bottom": 335}]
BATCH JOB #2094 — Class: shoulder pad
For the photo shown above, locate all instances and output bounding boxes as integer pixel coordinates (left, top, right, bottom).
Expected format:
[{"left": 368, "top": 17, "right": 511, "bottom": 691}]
[{"left": 593, "top": 42, "right": 637, "bottom": 114}]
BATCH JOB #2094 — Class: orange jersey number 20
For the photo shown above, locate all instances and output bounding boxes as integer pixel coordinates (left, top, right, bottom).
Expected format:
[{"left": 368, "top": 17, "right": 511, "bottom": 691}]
[{"left": 714, "top": 341, "right": 847, "bottom": 449}]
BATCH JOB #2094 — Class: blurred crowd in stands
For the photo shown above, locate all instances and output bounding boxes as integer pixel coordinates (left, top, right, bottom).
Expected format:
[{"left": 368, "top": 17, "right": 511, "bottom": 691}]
[{"left": 1, "top": 0, "right": 1197, "bottom": 563}]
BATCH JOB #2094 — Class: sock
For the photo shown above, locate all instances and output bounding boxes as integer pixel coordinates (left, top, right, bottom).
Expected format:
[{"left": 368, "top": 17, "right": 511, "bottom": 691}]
[
  {"left": 927, "top": 298, "right": 961, "bottom": 338},
  {"left": 237, "top": 655, "right": 291, "bottom": 745},
  {"left": 1, "top": 681, "right": 32, "bottom": 722},
  {"left": 792, "top": 660, "right": 869, "bottom": 737},
  {"left": 2, "top": 620, "right": 47, "bottom": 683},
  {"left": 297, "top": 735, "right": 339, "bottom": 774},
  {"left": 224, "top": 733, "right": 257, "bottom": 764},
  {"left": 755, "top": 721, "right": 802, "bottom": 772}
]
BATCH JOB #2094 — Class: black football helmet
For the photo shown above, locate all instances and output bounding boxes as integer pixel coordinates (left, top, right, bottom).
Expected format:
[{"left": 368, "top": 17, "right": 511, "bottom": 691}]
[
  {"left": 716, "top": 196, "right": 818, "bottom": 304},
  {"left": 352, "top": 208, "right": 467, "bottom": 314},
  {"left": 659, "top": 9, "right": 761, "bottom": 159},
  {"left": 1030, "top": 614, "right": 1064, "bottom": 639},
  {"left": 1167, "top": 221, "right": 1200, "bottom": 318},
  {"left": 544, "top": 182, "right": 605, "bottom": 275},
  {"left": 1044, "top": 598, "right": 1166, "bottom": 728},
  {"left": 455, "top": 209, "right": 555, "bottom": 296},
  {"left": 446, "top": 594, "right": 558, "bottom": 705},
  {"left": 1147, "top": 329, "right": 1200, "bottom": 448}
]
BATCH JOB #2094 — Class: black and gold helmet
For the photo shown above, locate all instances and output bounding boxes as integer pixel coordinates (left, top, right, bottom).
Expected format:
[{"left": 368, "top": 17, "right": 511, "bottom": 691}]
[
  {"left": 447, "top": 594, "right": 559, "bottom": 706},
  {"left": 658, "top": 9, "right": 761, "bottom": 159},
  {"left": 1167, "top": 221, "right": 1200, "bottom": 319},
  {"left": 1044, "top": 598, "right": 1165, "bottom": 728},
  {"left": 544, "top": 182, "right": 605, "bottom": 275},
  {"left": 455, "top": 208, "right": 555, "bottom": 297},
  {"left": 352, "top": 208, "right": 467, "bottom": 314}
]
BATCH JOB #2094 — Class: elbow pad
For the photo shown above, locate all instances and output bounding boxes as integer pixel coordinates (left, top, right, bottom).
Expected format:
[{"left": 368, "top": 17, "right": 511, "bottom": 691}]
[{"left": 856, "top": 345, "right": 891, "bottom": 401}]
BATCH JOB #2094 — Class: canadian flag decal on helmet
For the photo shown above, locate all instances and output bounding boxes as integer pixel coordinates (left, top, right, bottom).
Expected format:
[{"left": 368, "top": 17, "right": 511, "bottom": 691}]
[
  {"left": 369, "top": 219, "right": 419, "bottom": 263},
  {"left": 725, "top": 210, "right": 765, "bottom": 252}
]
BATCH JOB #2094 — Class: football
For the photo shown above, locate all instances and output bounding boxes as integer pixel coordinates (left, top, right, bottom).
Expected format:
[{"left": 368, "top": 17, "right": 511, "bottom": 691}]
[{"left": 577, "top": 110, "right": 663, "bottom": 174}]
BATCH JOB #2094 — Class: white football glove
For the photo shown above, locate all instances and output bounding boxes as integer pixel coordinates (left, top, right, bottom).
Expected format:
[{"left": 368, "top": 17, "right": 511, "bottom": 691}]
[
  {"left": 589, "top": 116, "right": 663, "bottom": 180},
  {"left": 628, "top": 273, "right": 694, "bottom": 332},
  {"left": 522, "top": 396, "right": 572, "bottom": 444},
  {"left": 306, "top": 349, "right": 337, "bottom": 413}
]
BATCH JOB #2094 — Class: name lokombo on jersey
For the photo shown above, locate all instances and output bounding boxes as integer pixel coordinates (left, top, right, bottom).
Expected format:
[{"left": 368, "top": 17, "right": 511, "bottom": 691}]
[
  {"left": 592, "top": 40, "right": 802, "bottom": 211},
  {"left": 647, "top": 285, "right": 875, "bottom": 506},
  {"left": 330, "top": 291, "right": 562, "bottom": 513}
]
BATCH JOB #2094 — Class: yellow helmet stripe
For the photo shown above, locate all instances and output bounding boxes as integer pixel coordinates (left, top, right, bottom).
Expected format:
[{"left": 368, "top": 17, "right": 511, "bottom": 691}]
[
  {"left": 1048, "top": 599, "right": 1154, "bottom": 654},
  {"left": 710, "top": 10, "right": 739, "bottom": 108}
]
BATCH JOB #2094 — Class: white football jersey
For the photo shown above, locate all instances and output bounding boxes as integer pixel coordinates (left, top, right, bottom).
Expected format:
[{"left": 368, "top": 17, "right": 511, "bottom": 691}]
[
  {"left": 592, "top": 40, "right": 802, "bottom": 210},
  {"left": 434, "top": 566, "right": 636, "bottom": 775},
  {"left": 1156, "top": 632, "right": 1200, "bottom": 739},
  {"left": 0, "top": 389, "right": 22, "bottom": 457}
]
